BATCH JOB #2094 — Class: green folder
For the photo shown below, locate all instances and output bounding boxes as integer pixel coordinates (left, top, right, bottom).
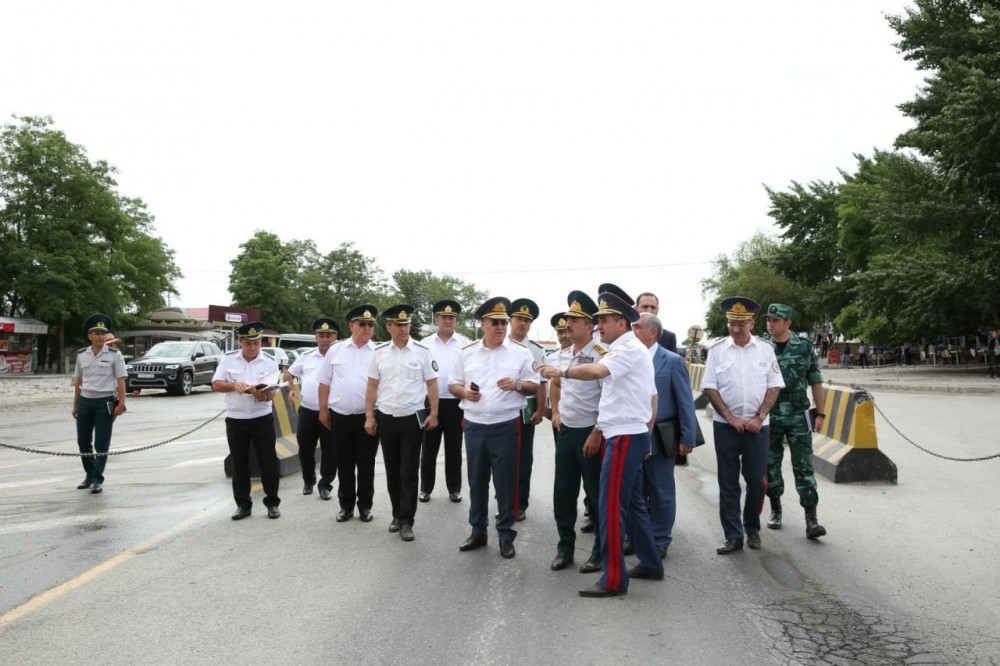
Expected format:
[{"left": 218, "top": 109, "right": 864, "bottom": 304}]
[{"left": 521, "top": 396, "right": 537, "bottom": 424}]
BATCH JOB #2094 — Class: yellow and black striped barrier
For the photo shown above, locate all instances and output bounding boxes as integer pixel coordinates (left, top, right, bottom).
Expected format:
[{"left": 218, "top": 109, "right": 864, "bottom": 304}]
[
  {"left": 224, "top": 386, "right": 303, "bottom": 478},
  {"left": 686, "top": 362, "right": 709, "bottom": 408},
  {"left": 812, "top": 385, "right": 897, "bottom": 483}
]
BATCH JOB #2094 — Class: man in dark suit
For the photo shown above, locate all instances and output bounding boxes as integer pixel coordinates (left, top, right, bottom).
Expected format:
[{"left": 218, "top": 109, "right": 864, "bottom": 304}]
[
  {"left": 636, "top": 292, "right": 677, "bottom": 353},
  {"left": 632, "top": 312, "right": 699, "bottom": 557}
]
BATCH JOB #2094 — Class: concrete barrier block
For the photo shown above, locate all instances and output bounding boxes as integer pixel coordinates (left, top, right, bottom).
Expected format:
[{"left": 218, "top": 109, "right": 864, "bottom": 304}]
[{"left": 812, "top": 385, "right": 897, "bottom": 483}]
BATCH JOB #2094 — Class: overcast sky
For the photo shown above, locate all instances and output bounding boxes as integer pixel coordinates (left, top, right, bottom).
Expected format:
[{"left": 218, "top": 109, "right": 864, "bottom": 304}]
[{"left": 2, "top": 1, "right": 925, "bottom": 340}]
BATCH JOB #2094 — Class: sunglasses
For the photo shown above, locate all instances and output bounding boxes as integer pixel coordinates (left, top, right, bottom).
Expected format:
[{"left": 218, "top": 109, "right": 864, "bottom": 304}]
[
  {"left": 354, "top": 321, "right": 375, "bottom": 328},
  {"left": 484, "top": 319, "right": 509, "bottom": 327}
]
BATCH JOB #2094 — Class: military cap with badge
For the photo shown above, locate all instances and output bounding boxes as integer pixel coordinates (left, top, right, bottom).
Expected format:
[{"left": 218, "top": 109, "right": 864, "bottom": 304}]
[
  {"left": 566, "top": 290, "right": 599, "bottom": 320},
  {"left": 433, "top": 300, "right": 462, "bottom": 317},
  {"left": 721, "top": 296, "right": 760, "bottom": 321},
  {"left": 474, "top": 296, "right": 512, "bottom": 321},
  {"left": 237, "top": 321, "right": 266, "bottom": 340},
  {"left": 765, "top": 303, "right": 792, "bottom": 320},
  {"left": 313, "top": 317, "right": 340, "bottom": 335},
  {"left": 510, "top": 298, "right": 539, "bottom": 321},
  {"left": 550, "top": 313, "right": 568, "bottom": 331},
  {"left": 383, "top": 304, "right": 415, "bottom": 323},
  {"left": 84, "top": 313, "right": 114, "bottom": 334},
  {"left": 346, "top": 304, "right": 379, "bottom": 323}
]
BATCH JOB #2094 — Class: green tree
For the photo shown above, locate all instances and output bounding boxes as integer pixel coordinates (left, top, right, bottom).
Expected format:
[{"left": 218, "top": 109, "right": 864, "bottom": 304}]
[
  {"left": 700, "top": 233, "right": 801, "bottom": 338},
  {"left": 890, "top": 1, "right": 1000, "bottom": 200},
  {"left": 389, "top": 269, "right": 487, "bottom": 339},
  {"left": 0, "top": 116, "right": 180, "bottom": 368}
]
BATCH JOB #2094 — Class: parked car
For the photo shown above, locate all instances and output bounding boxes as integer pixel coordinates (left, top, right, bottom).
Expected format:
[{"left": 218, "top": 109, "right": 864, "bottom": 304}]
[
  {"left": 126, "top": 341, "right": 224, "bottom": 396},
  {"left": 261, "top": 346, "right": 291, "bottom": 371}
]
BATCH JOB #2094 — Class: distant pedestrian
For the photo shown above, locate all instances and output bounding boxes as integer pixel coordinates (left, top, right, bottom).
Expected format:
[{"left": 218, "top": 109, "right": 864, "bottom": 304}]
[
  {"left": 989, "top": 330, "right": 1000, "bottom": 379},
  {"left": 857, "top": 340, "right": 869, "bottom": 368}
]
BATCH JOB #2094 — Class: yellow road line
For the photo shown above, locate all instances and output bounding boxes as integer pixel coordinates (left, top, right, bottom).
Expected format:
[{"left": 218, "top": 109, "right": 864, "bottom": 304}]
[{"left": 0, "top": 482, "right": 263, "bottom": 627}]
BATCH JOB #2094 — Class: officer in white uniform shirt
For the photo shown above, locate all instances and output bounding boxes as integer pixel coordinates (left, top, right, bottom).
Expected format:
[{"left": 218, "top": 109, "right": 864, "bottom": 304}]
[
  {"left": 702, "top": 296, "right": 785, "bottom": 555},
  {"left": 317, "top": 304, "right": 380, "bottom": 523},
  {"left": 546, "top": 291, "right": 604, "bottom": 574},
  {"left": 365, "top": 304, "right": 439, "bottom": 542},
  {"left": 539, "top": 290, "right": 661, "bottom": 598},
  {"left": 72, "top": 314, "right": 127, "bottom": 494},
  {"left": 508, "top": 297, "right": 546, "bottom": 522},
  {"left": 212, "top": 321, "right": 282, "bottom": 520},
  {"left": 449, "top": 297, "right": 539, "bottom": 560},
  {"left": 419, "top": 299, "right": 470, "bottom": 503},
  {"left": 284, "top": 317, "right": 340, "bottom": 499}
]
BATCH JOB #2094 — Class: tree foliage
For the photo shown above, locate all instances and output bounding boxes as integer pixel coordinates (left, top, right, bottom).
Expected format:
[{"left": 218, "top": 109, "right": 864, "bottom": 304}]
[
  {"left": 705, "top": 3, "right": 1000, "bottom": 344},
  {"left": 227, "top": 234, "right": 487, "bottom": 338},
  {"left": 0, "top": 116, "right": 180, "bottom": 364}
]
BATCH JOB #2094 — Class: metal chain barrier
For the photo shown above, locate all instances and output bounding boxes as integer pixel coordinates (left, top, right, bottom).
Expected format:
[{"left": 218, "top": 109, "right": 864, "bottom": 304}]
[
  {"left": 862, "top": 389, "right": 1000, "bottom": 462},
  {"left": 0, "top": 409, "right": 227, "bottom": 458}
]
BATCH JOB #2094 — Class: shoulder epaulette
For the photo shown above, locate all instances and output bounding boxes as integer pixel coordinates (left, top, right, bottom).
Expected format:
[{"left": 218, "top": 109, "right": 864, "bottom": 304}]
[
  {"left": 510, "top": 339, "right": 527, "bottom": 348},
  {"left": 593, "top": 344, "right": 608, "bottom": 356},
  {"left": 225, "top": 349, "right": 241, "bottom": 355},
  {"left": 462, "top": 340, "right": 481, "bottom": 350},
  {"left": 528, "top": 340, "right": 543, "bottom": 349},
  {"left": 412, "top": 340, "right": 429, "bottom": 350},
  {"left": 375, "top": 341, "right": 391, "bottom": 349},
  {"left": 77, "top": 346, "right": 88, "bottom": 354}
]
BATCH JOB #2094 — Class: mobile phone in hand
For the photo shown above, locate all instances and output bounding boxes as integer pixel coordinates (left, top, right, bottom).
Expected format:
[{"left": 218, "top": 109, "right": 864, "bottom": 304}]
[{"left": 470, "top": 382, "right": 480, "bottom": 392}]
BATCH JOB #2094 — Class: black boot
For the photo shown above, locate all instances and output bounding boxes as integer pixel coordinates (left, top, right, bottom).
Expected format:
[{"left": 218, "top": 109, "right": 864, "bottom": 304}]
[
  {"left": 766, "top": 496, "right": 782, "bottom": 530},
  {"left": 805, "top": 506, "right": 826, "bottom": 539}
]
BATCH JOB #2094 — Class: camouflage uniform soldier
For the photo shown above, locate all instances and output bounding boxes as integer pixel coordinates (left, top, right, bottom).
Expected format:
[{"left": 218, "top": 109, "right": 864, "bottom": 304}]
[{"left": 764, "top": 303, "right": 827, "bottom": 539}]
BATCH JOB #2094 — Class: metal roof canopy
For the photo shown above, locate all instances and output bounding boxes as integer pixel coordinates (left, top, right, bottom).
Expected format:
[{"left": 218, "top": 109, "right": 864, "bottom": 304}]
[{"left": 0, "top": 316, "right": 49, "bottom": 335}]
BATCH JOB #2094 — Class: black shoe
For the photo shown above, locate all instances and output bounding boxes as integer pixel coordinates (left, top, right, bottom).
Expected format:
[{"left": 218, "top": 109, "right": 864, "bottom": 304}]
[
  {"left": 319, "top": 488, "right": 332, "bottom": 501},
  {"left": 747, "top": 532, "right": 761, "bottom": 550},
  {"left": 580, "top": 518, "right": 595, "bottom": 534},
  {"left": 717, "top": 539, "right": 744, "bottom": 555},
  {"left": 805, "top": 507, "right": 827, "bottom": 539},
  {"left": 449, "top": 492, "right": 462, "bottom": 503},
  {"left": 303, "top": 484, "right": 314, "bottom": 495},
  {"left": 628, "top": 565, "right": 664, "bottom": 581},
  {"left": 579, "top": 583, "right": 625, "bottom": 598},
  {"left": 267, "top": 506, "right": 281, "bottom": 519},
  {"left": 388, "top": 518, "right": 400, "bottom": 533},
  {"left": 499, "top": 539, "right": 516, "bottom": 559},
  {"left": 550, "top": 552, "right": 574, "bottom": 571},
  {"left": 358, "top": 509, "right": 374, "bottom": 522},
  {"left": 77, "top": 479, "right": 91, "bottom": 490},
  {"left": 90, "top": 483, "right": 103, "bottom": 494},
  {"left": 336, "top": 509, "right": 354, "bottom": 522},
  {"left": 579, "top": 555, "right": 602, "bottom": 574},
  {"left": 515, "top": 510, "right": 526, "bottom": 522},
  {"left": 459, "top": 534, "right": 488, "bottom": 551},
  {"left": 400, "top": 524, "right": 414, "bottom": 541},
  {"left": 231, "top": 506, "right": 252, "bottom": 520},
  {"left": 623, "top": 540, "right": 635, "bottom": 556},
  {"left": 418, "top": 491, "right": 430, "bottom": 503},
  {"left": 657, "top": 546, "right": 668, "bottom": 559}
]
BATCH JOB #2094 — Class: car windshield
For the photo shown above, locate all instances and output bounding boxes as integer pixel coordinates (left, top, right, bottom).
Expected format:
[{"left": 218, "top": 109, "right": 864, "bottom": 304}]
[{"left": 144, "top": 343, "right": 195, "bottom": 358}]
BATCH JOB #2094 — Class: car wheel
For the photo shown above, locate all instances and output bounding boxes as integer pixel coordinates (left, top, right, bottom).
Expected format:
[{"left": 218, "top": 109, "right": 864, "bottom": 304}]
[{"left": 174, "top": 371, "right": 193, "bottom": 396}]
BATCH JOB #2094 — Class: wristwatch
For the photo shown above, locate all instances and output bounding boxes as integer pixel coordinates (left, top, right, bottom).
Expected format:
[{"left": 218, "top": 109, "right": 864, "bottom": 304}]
[{"left": 515, "top": 379, "right": 522, "bottom": 392}]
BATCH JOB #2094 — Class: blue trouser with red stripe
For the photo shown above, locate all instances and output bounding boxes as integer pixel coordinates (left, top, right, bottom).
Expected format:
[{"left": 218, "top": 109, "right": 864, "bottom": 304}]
[{"left": 599, "top": 431, "right": 662, "bottom": 593}]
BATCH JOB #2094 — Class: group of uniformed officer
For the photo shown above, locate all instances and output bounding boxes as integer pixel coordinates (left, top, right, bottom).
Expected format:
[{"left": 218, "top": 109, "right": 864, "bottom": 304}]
[{"left": 74, "top": 286, "right": 829, "bottom": 598}]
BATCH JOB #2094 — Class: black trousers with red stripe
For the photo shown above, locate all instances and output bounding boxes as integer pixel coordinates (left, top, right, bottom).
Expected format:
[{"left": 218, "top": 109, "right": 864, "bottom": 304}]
[{"left": 598, "top": 431, "right": 661, "bottom": 593}]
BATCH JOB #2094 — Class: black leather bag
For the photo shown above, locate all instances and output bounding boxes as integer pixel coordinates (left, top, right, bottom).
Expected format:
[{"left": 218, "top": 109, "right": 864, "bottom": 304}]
[{"left": 654, "top": 416, "right": 706, "bottom": 457}]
